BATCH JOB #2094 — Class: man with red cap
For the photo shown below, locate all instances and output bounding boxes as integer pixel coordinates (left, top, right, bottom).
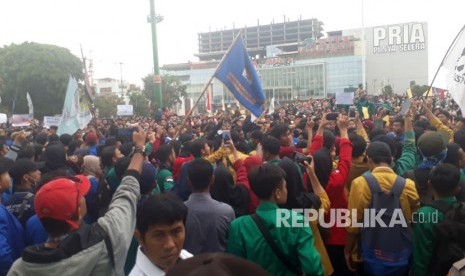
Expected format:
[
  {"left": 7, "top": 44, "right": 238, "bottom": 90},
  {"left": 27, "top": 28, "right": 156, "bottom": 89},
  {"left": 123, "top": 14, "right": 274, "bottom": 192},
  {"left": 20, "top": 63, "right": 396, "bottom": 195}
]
[{"left": 8, "top": 128, "right": 147, "bottom": 276}]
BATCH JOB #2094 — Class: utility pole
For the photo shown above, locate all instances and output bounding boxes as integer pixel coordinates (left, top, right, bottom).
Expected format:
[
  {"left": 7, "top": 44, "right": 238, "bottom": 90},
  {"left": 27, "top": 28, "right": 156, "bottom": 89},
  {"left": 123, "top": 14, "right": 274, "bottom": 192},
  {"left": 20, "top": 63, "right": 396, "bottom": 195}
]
[{"left": 149, "top": 0, "right": 163, "bottom": 109}]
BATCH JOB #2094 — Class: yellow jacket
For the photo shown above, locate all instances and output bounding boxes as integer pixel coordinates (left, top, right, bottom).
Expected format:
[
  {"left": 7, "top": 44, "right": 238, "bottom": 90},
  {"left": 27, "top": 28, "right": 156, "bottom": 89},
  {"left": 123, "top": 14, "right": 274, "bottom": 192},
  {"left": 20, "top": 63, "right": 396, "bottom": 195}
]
[
  {"left": 310, "top": 190, "right": 334, "bottom": 276},
  {"left": 347, "top": 167, "right": 420, "bottom": 262}
]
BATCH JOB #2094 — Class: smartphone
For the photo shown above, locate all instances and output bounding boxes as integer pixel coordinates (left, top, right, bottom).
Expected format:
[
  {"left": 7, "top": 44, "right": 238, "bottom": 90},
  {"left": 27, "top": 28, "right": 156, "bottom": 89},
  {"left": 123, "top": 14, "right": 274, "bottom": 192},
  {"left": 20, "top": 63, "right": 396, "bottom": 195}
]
[
  {"left": 293, "top": 152, "right": 312, "bottom": 165},
  {"left": 221, "top": 130, "right": 231, "bottom": 142},
  {"left": 349, "top": 106, "right": 356, "bottom": 119},
  {"left": 399, "top": 99, "right": 412, "bottom": 116},
  {"left": 326, "top": 112, "right": 339, "bottom": 121}
]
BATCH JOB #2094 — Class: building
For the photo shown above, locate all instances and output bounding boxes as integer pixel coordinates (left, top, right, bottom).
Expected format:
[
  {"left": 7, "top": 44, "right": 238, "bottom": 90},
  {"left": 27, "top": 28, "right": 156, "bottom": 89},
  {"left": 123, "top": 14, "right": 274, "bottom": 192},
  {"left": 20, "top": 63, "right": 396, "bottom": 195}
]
[{"left": 161, "top": 19, "right": 428, "bottom": 113}]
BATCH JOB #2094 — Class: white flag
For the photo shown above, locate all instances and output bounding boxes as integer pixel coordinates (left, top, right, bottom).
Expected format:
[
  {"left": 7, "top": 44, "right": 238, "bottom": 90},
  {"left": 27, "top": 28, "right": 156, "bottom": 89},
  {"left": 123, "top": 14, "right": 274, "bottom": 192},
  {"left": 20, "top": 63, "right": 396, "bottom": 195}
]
[
  {"left": 26, "top": 92, "right": 34, "bottom": 119},
  {"left": 57, "top": 76, "right": 92, "bottom": 136},
  {"left": 268, "top": 97, "right": 275, "bottom": 115},
  {"left": 440, "top": 26, "right": 465, "bottom": 115}
]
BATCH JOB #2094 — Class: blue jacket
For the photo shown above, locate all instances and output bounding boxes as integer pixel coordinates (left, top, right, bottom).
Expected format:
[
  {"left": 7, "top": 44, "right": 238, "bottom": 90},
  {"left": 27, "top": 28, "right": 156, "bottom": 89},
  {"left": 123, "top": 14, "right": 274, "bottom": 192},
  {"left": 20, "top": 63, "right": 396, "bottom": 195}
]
[
  {"left": 25, "top": 215, "right": 47, "bottom": 246},
  {"left": 0, "top": 205, "right": 24, "bottom": 275}
]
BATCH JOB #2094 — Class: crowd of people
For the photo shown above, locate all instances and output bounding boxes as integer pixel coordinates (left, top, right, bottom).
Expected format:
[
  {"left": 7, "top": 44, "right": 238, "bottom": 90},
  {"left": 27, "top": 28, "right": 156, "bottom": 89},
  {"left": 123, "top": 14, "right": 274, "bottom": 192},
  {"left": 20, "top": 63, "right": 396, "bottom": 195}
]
[{"left": 1, "top": 91, "right": 465, "bottom": 276}]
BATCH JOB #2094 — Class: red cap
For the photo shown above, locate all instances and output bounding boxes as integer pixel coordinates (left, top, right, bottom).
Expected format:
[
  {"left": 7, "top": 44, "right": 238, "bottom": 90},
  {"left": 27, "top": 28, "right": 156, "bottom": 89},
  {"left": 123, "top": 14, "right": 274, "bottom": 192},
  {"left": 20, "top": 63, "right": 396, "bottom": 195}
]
[
  {"left": 35, "top": 175, "right": 91, "bottom": 229},
  {"left": 85, "top": 132, "right": 98, "bottom": 144}
]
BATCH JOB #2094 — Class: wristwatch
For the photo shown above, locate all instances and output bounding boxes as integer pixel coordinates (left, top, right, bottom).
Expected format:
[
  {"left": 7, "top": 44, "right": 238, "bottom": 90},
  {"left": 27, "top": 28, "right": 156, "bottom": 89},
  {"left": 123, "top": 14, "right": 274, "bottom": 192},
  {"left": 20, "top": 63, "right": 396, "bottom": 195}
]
[{"left": 133, "top": 145, "right": 146, "bottom": 156}]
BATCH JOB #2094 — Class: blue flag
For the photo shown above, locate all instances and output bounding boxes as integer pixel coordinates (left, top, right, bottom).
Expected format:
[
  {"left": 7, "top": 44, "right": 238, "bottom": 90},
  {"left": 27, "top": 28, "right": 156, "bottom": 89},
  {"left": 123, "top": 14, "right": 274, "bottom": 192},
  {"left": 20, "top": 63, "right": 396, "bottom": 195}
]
[{"left": 214, "top": 36, "right": 265, "bottom": 117}]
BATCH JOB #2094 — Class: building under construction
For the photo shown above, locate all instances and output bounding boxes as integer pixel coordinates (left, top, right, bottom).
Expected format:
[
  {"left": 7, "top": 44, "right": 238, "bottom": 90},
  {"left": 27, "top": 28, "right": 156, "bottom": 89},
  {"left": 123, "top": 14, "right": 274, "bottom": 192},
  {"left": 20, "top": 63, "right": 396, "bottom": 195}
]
[{"left": 196, "top": 17, "right": 324, "bottom": 61}]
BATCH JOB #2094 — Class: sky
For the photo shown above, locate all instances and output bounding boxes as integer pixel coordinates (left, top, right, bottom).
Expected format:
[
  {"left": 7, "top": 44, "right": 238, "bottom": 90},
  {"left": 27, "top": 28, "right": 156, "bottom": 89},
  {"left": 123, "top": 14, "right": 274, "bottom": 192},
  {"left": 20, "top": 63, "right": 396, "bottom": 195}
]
[{"left": 1, "top": 0, "right": 464, "bottom": 87}]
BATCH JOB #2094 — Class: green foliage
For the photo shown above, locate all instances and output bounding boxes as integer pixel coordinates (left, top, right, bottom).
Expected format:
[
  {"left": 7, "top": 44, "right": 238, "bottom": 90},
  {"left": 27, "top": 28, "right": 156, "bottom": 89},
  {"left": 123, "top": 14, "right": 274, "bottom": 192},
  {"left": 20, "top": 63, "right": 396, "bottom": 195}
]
[
  {"left": 94, "top": 94, "right": 124, "bottom": 118},
  {"left": 0, "top": 42, "right": 83, "bottom": 119},
  {"left": 128, "top": 92, "right": 150, "bottom": 116},
  {"left": 142, "top": 74, "right": 187, "bottom": 109},
  {"left": 382, "top": 85, "right": 393, "bottom": 97}
]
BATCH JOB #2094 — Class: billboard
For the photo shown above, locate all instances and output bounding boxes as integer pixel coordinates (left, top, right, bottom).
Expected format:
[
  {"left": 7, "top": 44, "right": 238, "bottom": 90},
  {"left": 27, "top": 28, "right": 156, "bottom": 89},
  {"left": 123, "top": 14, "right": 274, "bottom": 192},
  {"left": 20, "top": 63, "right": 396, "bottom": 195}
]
[{"left": 365, "top": 22, "right": 428, "bottom": 94}]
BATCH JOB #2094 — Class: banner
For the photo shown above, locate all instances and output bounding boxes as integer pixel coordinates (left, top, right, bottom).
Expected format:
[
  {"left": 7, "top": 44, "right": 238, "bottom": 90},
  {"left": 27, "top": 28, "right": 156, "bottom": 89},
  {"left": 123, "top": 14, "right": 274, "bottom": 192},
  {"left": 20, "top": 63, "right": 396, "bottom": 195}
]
[
  {"left": 214, "top": 35, "right": 265, "bottom": 117},
  {"left": 406, "top": 88, "right": 413, "bottom": 99},
  {"left": 57, "top": 76, "right": 93, "bottom": 136},
  {"left": 335, "top": 92, "right": 354, "bottom": 105},
  {"left": 0, "top": 113, "right": 7, "bottom": 124},
  {"left": 12, "top": 114, "right": 31, "bottom": 127},
  {"left": 43, "top": 116, "right": 62, "bottom": 128},
  {"left": 439, "top": 25, "right": 465, "bottom": 115},
  {"left": 117, "top": 105, "right": 134, "bottom": 116}
]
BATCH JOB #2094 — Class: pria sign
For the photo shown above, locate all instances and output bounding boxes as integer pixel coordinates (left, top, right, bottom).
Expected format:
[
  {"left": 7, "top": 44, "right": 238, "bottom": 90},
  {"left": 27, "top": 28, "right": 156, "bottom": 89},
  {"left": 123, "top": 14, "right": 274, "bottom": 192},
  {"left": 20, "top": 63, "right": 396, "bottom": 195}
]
[{"left": 372, "top": 23, "right": 426, "bottom": 54}]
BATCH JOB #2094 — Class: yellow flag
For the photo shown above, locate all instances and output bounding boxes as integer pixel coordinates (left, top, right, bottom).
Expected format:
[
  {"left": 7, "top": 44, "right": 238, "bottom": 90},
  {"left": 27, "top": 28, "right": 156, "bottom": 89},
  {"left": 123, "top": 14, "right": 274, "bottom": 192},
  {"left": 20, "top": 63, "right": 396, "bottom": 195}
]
[
  {"left": 423, "top": 88, "right": 433, "bottom": 97},
  {"left": 383, "top": 115, "right": 390, "bottom": 124},
  {"left": 406, "top": 88, "right": 413, "bottom": 99},
  {"left": 362, "top": 107, "right": 369, "bottom": 119}
]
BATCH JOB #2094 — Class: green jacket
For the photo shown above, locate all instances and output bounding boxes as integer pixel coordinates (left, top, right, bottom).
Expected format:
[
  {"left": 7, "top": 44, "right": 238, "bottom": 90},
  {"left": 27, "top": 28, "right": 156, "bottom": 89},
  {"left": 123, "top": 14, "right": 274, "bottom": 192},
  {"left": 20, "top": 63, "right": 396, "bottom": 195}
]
[
  {"left": 153, "top": 168, "right": 174, "bottom": 194},
  {"left": 394, "top": 130, "right": 419, "bottom": 176},
  {"left": 412, "top": 197, "right": 457, "bottom": 276},
  {"left": 227, "top": 202, "right": 323, "bottom": 276}
]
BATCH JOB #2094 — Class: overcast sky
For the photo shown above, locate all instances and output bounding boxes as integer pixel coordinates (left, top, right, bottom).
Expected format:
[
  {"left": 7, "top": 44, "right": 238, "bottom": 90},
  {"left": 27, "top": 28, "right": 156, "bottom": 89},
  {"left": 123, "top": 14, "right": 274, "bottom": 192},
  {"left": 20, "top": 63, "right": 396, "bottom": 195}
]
[{"left": 1, "top": 0, "right": 464, "bottom": 87}]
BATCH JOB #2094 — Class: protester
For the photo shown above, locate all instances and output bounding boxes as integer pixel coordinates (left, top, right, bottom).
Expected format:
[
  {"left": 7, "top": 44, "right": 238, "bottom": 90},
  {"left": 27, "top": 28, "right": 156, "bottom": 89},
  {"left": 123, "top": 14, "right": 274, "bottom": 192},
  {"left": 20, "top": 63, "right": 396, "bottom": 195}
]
[
  {"left": 130, "top": 193, "right": 192, "bottom": 275},
  {"left": 184, "top": 158, "right": 235, "bottom": 254},
  {"left": 4, "top": 158, "right": 41, "bottom": 227},
  {"left": 345, "top": 141, "right": 420, "bottom": 275},
  {"left": 7, "top": 128, "right": 147, "bottom": 275},
  {"left": 413, "top": 163, "right": 462, "bottom": 276},
  {"left": 227, "top": 163, "right": 323, "bottom": 275},
  {"left": 0, "top": 157, "right": 25, "bottom": 275}
]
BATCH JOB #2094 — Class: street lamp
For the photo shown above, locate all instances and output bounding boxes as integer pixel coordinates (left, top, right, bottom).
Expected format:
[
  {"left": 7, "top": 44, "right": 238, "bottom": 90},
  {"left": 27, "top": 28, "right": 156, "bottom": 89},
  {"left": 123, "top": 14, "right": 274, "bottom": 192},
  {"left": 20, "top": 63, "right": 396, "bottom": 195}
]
[{"left": 148, "top": 0, "right": 163, "bottom": 110}]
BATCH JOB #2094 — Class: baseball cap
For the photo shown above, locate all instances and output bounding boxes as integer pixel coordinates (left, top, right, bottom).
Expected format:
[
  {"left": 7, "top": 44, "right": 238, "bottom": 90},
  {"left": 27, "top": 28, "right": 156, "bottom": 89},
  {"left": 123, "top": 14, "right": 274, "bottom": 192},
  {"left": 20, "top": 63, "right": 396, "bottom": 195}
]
[
  {"left": 34, "top": 175, "right": 90, "bottom": 229},
  {"left": 9, "top": 158, "right": 38, "bottom": 183},
  {"left": 166, "top": 253, "right": 268, "bottom": 276},
  {"left": 85, "top": 132, "right": 99, "bottom": 144},
  {"left": 417, "top": 131, "right": 447, "bottom": 157}
]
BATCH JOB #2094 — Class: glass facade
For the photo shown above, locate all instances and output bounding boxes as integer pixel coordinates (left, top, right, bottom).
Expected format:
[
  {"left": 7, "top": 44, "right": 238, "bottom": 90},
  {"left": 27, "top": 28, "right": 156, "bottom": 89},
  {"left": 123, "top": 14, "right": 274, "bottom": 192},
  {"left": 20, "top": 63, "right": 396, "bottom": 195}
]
[
  {"left": 259, "top": 63, "right": 325, "bottom": 101},
  {"left": 162, "top": 55, "right": 362, "bottom": 108}
]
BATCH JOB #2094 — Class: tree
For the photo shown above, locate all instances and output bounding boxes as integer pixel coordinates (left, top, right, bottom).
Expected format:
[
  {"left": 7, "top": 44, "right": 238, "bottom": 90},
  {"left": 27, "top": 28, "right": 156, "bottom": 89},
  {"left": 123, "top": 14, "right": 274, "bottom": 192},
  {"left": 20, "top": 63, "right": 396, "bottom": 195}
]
[
  {"left": 94, "top": 94, "right": 124, "bottom": 118},
  {"left": 142, "top": 74, "right": 187, "bottom": 110},
  {"left": 0, "top": 42, "right": 83, "bottom": 119},
  {"left": 128, "top": 92, "right": 150, "bottom": 116},
  {"left": 382, "top": 85, "right": 393, "bottom": 97}
]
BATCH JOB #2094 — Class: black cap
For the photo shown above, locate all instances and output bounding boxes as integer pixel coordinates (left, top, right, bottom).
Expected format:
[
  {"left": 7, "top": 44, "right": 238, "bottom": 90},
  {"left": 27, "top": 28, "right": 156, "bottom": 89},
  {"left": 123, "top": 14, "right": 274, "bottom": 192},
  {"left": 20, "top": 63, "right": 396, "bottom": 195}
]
[
  {"left": 0, "top": 157, "right": 14, "bottom": 174},
  {"left": 9, "top": 158, "right": 38, "bottom": 182}
]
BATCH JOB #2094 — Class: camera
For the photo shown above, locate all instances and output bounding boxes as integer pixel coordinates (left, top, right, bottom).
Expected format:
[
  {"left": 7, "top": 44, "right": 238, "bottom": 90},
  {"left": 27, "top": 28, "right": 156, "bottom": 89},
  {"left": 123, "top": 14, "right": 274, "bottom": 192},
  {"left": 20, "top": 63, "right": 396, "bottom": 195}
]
[
  {"left": 221, "top": 130, "right": 231, "bottom": 142},
  {"left": 293, "top": 152, "right": 312, "bottom": 165},
  {"left": 349, "top": 106, "right": 356, "bottom": 118}
]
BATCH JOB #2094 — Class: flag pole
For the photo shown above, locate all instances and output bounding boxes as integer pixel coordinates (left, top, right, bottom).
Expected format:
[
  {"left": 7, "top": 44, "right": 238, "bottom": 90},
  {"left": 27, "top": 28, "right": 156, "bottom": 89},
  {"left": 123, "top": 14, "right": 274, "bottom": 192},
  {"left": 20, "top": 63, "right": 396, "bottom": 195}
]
[
  {"left": 80, "top": 45, "right": 102, "bottom": 138},
  {"left": 174, "top": 30, "right": 244, "bottom": 139},
  {"left": 422, "top": 25, "right": 465, "bottom": 101}
]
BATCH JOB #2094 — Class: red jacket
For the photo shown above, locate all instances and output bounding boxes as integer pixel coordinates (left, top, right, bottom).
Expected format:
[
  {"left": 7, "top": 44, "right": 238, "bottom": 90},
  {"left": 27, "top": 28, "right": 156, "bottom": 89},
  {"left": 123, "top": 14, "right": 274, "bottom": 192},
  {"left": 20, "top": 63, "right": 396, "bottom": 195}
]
[
  {"left": 308, "top": 134, "right": 352, "bottom": 246},
  {"left": 233, "top": 159, "right": 259, "bottom": 213},
  {"left": 173, "top": 155, "right": 194, "bottom": 183}
]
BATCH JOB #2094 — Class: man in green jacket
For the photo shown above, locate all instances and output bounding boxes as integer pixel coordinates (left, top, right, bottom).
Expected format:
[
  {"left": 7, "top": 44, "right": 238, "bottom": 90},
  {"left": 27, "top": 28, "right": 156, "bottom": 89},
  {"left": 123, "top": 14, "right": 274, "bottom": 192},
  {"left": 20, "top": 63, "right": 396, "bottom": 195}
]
[
  {"left": 227, "top": 163, "right": 323, "bottom": 276},
  {"left": 413, "top": 163, "right": 460, "bottom": 276},
  {"left": 153, "top": 144, "right": 176, "bottom": 194}
]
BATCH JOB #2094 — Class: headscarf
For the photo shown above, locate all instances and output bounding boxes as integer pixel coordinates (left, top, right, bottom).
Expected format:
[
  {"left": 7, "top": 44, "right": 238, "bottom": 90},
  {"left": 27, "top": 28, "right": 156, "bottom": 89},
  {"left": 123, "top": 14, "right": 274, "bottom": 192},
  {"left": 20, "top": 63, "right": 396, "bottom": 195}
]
[
  {"left": 211, "top": 164, "right": 250, "bottom": 217},
  {"left": 83, "top": 155, "right": 101, "bottom": 178}
]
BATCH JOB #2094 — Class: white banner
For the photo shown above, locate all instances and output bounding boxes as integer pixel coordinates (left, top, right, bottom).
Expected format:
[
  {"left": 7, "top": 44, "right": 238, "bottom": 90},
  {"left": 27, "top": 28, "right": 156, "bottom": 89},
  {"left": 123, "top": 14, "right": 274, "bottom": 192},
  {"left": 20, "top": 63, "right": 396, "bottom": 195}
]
[
  {"left": 43, "top": 116, "right": 62, "bottom": 128},
  {"left": 335, "top": 92, "right": 354, "bottom": 105},
  {"left": 12, "top": 114, "right": 31, "bottom": 127},
  {"left": 117, "top": 105, "right": 134, "bottom": 116},
  {"left": 0, "top": 113, "right": 7, "bottom": 124}
]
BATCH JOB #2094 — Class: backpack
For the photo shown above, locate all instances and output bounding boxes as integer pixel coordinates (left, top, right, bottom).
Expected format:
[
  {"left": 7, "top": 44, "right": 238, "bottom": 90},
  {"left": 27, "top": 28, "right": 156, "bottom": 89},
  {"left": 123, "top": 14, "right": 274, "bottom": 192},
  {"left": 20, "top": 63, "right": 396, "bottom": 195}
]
[
  {"left": 426, "top": 201, "right": 465, "bottom": 276},
  {"left": 361, "top": 173, "right": 412, "bottom": 276},
  {"left": 89, "top": 177, "right": 112, "bottom": 219}
]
